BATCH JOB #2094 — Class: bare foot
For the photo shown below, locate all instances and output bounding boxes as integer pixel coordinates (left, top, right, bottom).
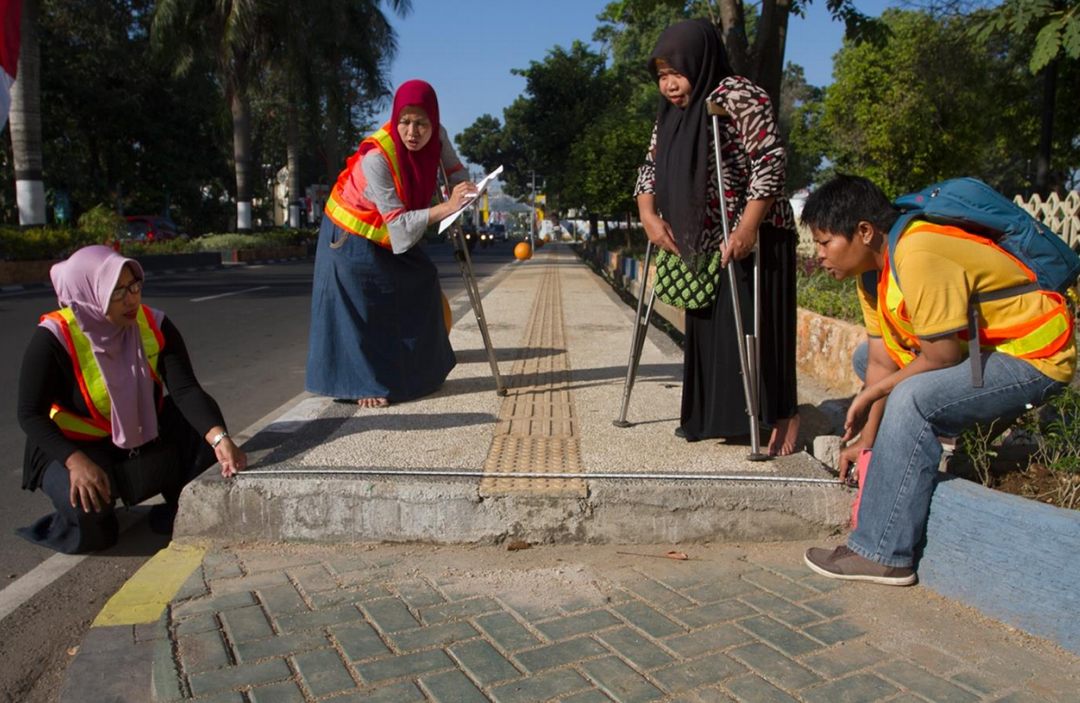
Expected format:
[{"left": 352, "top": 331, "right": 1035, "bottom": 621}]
[
  {"left": 768, "top": 414, "right": 801, "bottom": 456},
  {"left": 357, "top": 397, "right": 389, "bottom": 408}
]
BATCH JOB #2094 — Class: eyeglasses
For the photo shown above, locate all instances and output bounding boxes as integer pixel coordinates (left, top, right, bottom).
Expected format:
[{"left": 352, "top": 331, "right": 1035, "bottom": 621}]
[{"left": 109, "top": 279, "right": 143, "bottom": 302}]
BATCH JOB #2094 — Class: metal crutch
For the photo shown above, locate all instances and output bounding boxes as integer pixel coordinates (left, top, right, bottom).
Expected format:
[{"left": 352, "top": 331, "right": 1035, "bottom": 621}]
[
  {"left": 708, "top": 101, "right": 767, "bottom": 461},
  {"left": 440, "top": 164, "right": 507, "bottom": 397},
  {"left": 613, "top": 240, "right": 658, "bottom": 427}
]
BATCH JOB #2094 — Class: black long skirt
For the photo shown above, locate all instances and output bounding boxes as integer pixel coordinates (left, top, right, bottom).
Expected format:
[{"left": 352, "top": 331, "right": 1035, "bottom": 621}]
[{"left": 680, "top": 225, "right": 798, "bottom": 440}]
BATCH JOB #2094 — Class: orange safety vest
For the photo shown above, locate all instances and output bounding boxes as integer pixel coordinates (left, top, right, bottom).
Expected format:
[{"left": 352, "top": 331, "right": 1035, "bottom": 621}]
[
  {"left": 324, "top": 123, "right": 403, "bottom": 249},
  {"left": 40, "top": 305, "right": 165, "bottom": 441},
  {"left": 876, "top": 222, "right": 1074, "bottom": 377}
]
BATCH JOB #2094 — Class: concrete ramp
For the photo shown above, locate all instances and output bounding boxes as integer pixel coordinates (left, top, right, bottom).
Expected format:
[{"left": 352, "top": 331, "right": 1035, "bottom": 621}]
[{"left": 177, "top": 245, "right": 850, "bottom": 544}]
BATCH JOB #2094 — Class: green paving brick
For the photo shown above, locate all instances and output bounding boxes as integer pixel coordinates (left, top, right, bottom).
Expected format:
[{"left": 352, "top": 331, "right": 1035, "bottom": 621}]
[
  {"left": 258, "top": 584, "right": 309, "bottom": 618},
  {"left": 500, "top": 596, "right": 564, "bottom": 622},
  {"left": 580, "top": 655, "right": 666, "bottom": 702},
  {"left": 801, "top": 644, "right": 887, "bottom": 678},
  {"left": 174, "top": 568, "right": 210, "bottom": 602},
  {"left": 189, "top": 693, "right": 244, "bottom": 703},
  {"left": 294, "top": 648, "right": 357, "bottom": 698},
  {"left": 311, "top": 584, "right": 393, "bottom": 610},
  {"left": 355, "top": 648, "right": 454, "bottom": 684},
  {"left": 448, "top": 639, "right": 521, "bottom": 686},
  {"left": 325, "top": 680, "right": 426, "bottom": 702},
  {"left": 178, "top": 631, "right": 231, "bottom": 673},
  {"left": 175, "top": 612, "right": 220, "bottom": 637},
  {"left": 220, "top": 604, "right": 275, "bottom": 643},
  {"left": 652, "top": 652, "right": 747, "bottom": 694},
  {"left": 669, "top": 689, "right": 737, "bottom": 702},
  {"left": 728, "top": 642, "right": 821, "bottom": 690},
  {"left": 387, "top": 621, "right": 479, "bottom": 652},
  {"left": 290, "top": 565, "right": 338, "bottom": 594},
  {"left": 800, "top": 596, "right": 847, "bottom": 619},
  {"left": 740, "top": 592, "right": 821, "bottom": 627},
  {"left": 332, "top": 622, "right": 392, "bottom": 662},
  {"left": 211, "top": 571, "right": 292, "bottom": 595},
  {"left": 419, "top": 669, "right": 489, "bottom": 703},
  {"left": 612, "top": 601, "right": 685, "bottom": 638},
  {"left": 535, "top": 610, "right": 621, "bottom": 640},
  {"left": 875, "top": 660, "right": 980, "bottom": 703},
  {"left": 249, "top": 680, "right": 307, "bottom": 703},
  {"left": 624, "top": 579, "right": 695, "bottom": 611},
  {"left": 393, "top": 579, "right": 446, "bottom": 609},
  {"left": 153, "top": 634, "right": 183, "bottom": 702},
  {"left": 682, "top": 579, "right": 757, "bottom": 604},
  {"left": 672, "top": 601, "right": 755, "bottom": 629},
  {"left": 562, "top": 691, "right": 616, "bottom": 703},
  {"left": 359, "top": 599, "right": 421, "bottom": 633},
  {"left": 798, "top": 576, "right": 848, "bottom": 594},
  {"left": 419, "top": 596, "right": 502, "bottom": 625},
  {"left": 992, "top": 692, "right": 1058, "bottom": 703},
  {"left": 489, "top": 669, "right": 593, "bottom": 703},
  {"left": 173, "top": 591, "right": 256, "bottom": 619},
  {"left": 741, "top": 572, "right": 817, "bottom": 602},
  {"left": 189, "top": 658, "right": 293, "bottom": 697},
  {"left": 597, "top": 627, "right": 675, "bottom": 670},
  {"left": 949, "top": 670, "right": 1001, "bottom": 696},
  {"left": 799, "top": 673, "right": 899, "bottom": 703},
  {"left": 513, "top": 636, "right": 609, "bottom": 673},
  {"left": 724, "top": 674, "right": 800, "bottom": 703},
  {"left": 802, "top": 619, "right": 866, "bottom": 646},
  {"left": 324, "top": 555, "right": 371, "bottom": 576},
  {"left": 236, "top": 631, "right": 332, "bottom": 662},
  {"left": 737, "top": 617, "right": 823, "bottom": 657},
  {"left": 557, "top": 593, "right": 617, "bottom": 614},
  {"left": 203, "top": 553, "right": 243, "bottom": 581},
  {"left": 278, "top": 603, "right": 365, "bottom": 633},
  {"left": 475, "top": 612, "right": 541, "bottom": 652},
  {"left": 664, "top": 625, "right": 752, "bottom": 658}
]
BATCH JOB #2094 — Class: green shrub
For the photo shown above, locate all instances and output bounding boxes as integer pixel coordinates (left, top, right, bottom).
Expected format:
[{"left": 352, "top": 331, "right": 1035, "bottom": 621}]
[
  {"left": 194, "top": 228, "right": 315, "bottom": 252},
  {"left": 1024, "top": 386, "right": 1080, "bottom": 509},
  {"left": 117, "top": 239, "right": 198, "bottom": 257},
  {"left": 0, "top": 225, "right": 106, "bottom": 261},
  {"left": 77, "top": 204, "right": 126, "bottom": 241}
]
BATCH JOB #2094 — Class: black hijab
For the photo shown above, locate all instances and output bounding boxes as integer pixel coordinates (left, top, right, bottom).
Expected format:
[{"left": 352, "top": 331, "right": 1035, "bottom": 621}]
[{"left": 648, "top": 19, "right": 734, "bottom": 259}]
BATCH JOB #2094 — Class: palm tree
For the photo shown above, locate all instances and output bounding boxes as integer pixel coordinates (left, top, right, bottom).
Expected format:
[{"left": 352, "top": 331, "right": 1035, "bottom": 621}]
[
  {"left": 9, "top": 0, "right": 45, "bottom": 226},
  {"left": 152, "top": 0, "right": 273, "bottom": 232}
]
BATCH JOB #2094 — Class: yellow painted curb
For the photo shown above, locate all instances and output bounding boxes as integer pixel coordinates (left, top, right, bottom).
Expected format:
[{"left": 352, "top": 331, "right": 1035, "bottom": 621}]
[{"left": 92, "top": 541, "right": 206, "bottom": 627}]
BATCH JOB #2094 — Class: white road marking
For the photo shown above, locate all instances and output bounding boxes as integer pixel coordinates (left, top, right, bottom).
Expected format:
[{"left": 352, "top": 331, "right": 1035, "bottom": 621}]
[{"left": 190, "top": 285, "right": 270, "bottom": 303}]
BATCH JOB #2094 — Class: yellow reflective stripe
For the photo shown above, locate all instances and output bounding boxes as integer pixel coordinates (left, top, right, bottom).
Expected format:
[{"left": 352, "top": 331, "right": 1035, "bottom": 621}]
[
  {"left": 325, "top": 191, "right": 392, "bottom": 245},
  {"left": 49, "top": 407, "right": 109, "bottom": 438},
  {"left": 371, "top": 128, "right": 402, "bottom": 186},
  {"left": 60, "top": 308, "right": 112, "bottom": 419},
  {"left": 994, "top": 312, "right": 1070, "bottom": 357},
  {"left": 137, "top": 307, "right": 161, "bottom": 373}
]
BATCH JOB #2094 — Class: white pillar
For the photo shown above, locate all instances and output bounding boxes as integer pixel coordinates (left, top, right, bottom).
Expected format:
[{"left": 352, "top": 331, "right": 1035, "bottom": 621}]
[
  {"left": 289, "top": 204, "right": 300, "bottom": 228},
  {"left": 16, "top": 179, "right": 46, "bottom": 226},
  {"left": 237, "top": 201, "right": 252, "bottom": 231}
]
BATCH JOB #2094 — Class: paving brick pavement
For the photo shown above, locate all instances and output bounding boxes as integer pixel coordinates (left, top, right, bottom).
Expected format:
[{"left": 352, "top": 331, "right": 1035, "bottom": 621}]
[{"left": 148, "top": 540, "right": 1078, "bottom": 703}]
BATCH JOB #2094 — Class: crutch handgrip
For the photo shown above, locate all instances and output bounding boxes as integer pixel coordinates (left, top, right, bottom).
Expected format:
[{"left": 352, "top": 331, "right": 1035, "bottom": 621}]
[{"left": 706, "top": 101, "right": 729, "bottom": 117}]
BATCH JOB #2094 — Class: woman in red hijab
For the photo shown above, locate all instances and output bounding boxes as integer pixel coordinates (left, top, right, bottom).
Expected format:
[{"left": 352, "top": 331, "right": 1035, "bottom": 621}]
[{"left": 306, "top": 80, "right": 476, "bottom": 407}]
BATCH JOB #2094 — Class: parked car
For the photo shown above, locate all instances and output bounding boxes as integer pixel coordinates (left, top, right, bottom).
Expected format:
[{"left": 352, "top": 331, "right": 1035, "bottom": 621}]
[{"left": 123, "top": 216, "right": 182, "bottom": 243}]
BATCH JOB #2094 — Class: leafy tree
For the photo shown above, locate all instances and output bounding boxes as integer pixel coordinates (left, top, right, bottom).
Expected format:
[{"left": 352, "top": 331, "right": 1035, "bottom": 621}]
[
  {"left": 796, "top": 9, "right": 1052, "bottom": 197},
  {"left": 776, "top": 62, "right": 823, "bottom": 191}
]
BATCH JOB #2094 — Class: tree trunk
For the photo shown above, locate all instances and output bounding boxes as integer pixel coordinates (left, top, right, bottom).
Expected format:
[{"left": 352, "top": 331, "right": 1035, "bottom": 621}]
[
  {"left": 231, "top": 89, "right": 253, "bottom": 232},
  {"left": 10, "top": 0, "right": 45, "bottom": 226},
  {"left": 717, "top": 0, "right": 750, "bottom": 76},
  {"left": 1035, "top": 57, "right": 1057, "bottom": 196},
  {"left": 749, "top": 0, "right": 792, "bottom": 109},
  {"left": 589, "top": 213, "right": 598, "bottom": 239},
  {"left": 287, "top": 95, "right": 301, "bottom": 228}
]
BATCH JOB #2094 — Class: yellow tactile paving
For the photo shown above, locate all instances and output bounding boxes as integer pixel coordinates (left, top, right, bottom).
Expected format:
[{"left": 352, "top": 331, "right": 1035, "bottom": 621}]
[{"left": 481, "top": 258, "right": 587, "bottom": 497}]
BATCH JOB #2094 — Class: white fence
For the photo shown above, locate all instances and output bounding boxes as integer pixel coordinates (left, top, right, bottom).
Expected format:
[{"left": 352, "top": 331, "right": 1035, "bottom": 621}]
[{"left": 796, "top": 190, "right": 1080, "bottom": 255}]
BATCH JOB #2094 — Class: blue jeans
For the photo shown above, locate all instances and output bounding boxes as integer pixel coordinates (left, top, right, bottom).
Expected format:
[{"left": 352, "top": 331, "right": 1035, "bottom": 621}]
[{"left": 848, "top": 342, "right": 1066, "bottom": 567}]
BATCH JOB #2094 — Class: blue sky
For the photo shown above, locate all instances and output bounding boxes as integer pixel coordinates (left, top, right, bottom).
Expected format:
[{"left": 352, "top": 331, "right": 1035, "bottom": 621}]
[{"left": 382, "top": 0, "right": 896, "bottom": 145}]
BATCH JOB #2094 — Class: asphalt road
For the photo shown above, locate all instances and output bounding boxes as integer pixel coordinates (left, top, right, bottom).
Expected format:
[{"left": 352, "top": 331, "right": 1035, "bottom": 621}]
[{"left": 0, "top": 238, "right": 516, "bottom": 702}]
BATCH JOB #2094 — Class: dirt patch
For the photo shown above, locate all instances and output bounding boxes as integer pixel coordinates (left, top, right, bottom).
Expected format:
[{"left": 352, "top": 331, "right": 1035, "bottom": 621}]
[{"left": 948, "top": 443, "right": 1079, "bottom": 511}]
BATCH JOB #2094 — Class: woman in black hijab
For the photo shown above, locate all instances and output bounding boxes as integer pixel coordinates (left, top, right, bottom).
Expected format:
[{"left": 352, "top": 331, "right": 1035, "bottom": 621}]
[{"left": 634, "top": 19, "right": 800, "bottom": 454}]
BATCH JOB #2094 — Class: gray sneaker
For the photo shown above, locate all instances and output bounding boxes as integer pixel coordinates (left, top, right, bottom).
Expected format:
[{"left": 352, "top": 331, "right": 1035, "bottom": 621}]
[{"left": 804, "top": 546, "right": 917, "bottom": 586}]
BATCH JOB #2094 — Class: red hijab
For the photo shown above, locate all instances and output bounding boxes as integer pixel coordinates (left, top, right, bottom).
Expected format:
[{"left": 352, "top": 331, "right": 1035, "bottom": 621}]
[{"left": 375, "top": 80, "right": 442, "bottom": 211}]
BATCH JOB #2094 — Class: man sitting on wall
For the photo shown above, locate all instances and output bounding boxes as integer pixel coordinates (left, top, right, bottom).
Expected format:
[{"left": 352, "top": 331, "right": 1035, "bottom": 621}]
[{"left": 800, "top": 175, "right": 1076, "bottom": 586}]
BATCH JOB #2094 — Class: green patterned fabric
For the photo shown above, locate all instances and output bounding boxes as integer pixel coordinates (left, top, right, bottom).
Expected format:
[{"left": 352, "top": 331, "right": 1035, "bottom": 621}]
[{"left": 653, "top": 249, "right": 722, "bottom": 309}]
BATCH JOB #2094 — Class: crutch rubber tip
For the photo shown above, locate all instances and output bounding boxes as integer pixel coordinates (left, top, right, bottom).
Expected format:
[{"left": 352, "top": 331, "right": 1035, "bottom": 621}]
[
  {"left": 612, "top": 420, "right": 632, "bottom": 428},
  {"left": 746, "top": 452, "right": 770, "bottom": 462},
  {"left": 496, "top": 389, "right": 509, "bottom": 397}
]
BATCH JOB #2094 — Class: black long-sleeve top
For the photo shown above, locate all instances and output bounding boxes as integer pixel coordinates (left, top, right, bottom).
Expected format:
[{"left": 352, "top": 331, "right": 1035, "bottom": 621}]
[{"left": 17, "top": 317, "right": 226, "bottom": 491}]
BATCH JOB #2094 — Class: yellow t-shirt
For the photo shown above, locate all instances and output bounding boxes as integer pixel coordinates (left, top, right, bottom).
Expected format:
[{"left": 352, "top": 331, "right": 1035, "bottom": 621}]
[{"left": 858, "top": 226, "right": 1076, "bottom": 383}]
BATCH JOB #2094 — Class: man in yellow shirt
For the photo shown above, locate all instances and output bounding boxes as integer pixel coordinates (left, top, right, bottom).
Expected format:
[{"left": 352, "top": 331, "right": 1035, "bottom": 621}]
[{"left": 800, "top": 175, "right": 1075, "bottom": 585}]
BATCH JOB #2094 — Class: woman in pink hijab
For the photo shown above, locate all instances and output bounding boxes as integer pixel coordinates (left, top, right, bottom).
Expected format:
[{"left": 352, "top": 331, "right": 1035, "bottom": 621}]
[
  {"left": 16, "top": 245, "right": 246, "bottom": 554},
  {"left": 306, "top": 80, "right": 477, "bottom": 407}
]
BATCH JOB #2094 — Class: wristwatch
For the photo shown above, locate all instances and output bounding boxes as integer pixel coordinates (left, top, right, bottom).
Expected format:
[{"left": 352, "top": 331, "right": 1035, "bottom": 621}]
[{"left": 210, "top": 431, "right": 230, "bottom": 449}]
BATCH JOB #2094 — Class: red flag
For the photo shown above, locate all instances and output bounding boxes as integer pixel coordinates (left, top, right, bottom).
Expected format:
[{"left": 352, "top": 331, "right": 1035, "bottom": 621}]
[{"left": 0, "top": 0, "right": 22, "bottom": 130}]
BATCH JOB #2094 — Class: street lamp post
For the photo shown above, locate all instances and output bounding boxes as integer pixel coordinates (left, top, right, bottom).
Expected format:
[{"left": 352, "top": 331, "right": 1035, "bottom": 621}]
[{"left": 530, "top": 171, "right": 536, "bottom": 252}]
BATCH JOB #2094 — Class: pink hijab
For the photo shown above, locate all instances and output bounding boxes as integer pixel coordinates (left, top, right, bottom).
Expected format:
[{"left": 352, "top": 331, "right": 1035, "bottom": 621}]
[
  {"left": 366, "top": 79, "right": 442, "bottom": 211},
  {"left": 40, "top": 245, "right": 162, "bottom": 449}
]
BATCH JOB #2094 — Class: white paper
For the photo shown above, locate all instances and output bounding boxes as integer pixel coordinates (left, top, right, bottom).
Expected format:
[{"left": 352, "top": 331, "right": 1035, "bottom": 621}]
[{"left": 438, "top": 165, "right": 504, "bottom": 234}]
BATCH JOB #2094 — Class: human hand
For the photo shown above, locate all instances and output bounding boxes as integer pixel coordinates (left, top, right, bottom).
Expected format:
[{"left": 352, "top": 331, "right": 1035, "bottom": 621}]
[
  {"left": 215, "top": 437, "right": 247, "bottom": 478},
  {"left": 66, "top": 452, "right": 111, "bottom": 513},
  {"left": 642, "top": 213, "right": 679, "bottom": 254},
  {"left": 838, "top": 443, "right": 868, "bottom": 485},
  {"left": 448, "top": 181, "right": 478, "bottom": 211},
  {"left": 842, "top": 390, "right": 875, "bottom": 444},
  {"left": 721, "top": 225, "right": 756, "bottom": 268}
]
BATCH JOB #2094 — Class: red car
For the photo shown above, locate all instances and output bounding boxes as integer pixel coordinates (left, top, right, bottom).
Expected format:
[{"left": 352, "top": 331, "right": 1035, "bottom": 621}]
[{"left": 123, "top": 216, "right": 182, "bottom": 242}]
